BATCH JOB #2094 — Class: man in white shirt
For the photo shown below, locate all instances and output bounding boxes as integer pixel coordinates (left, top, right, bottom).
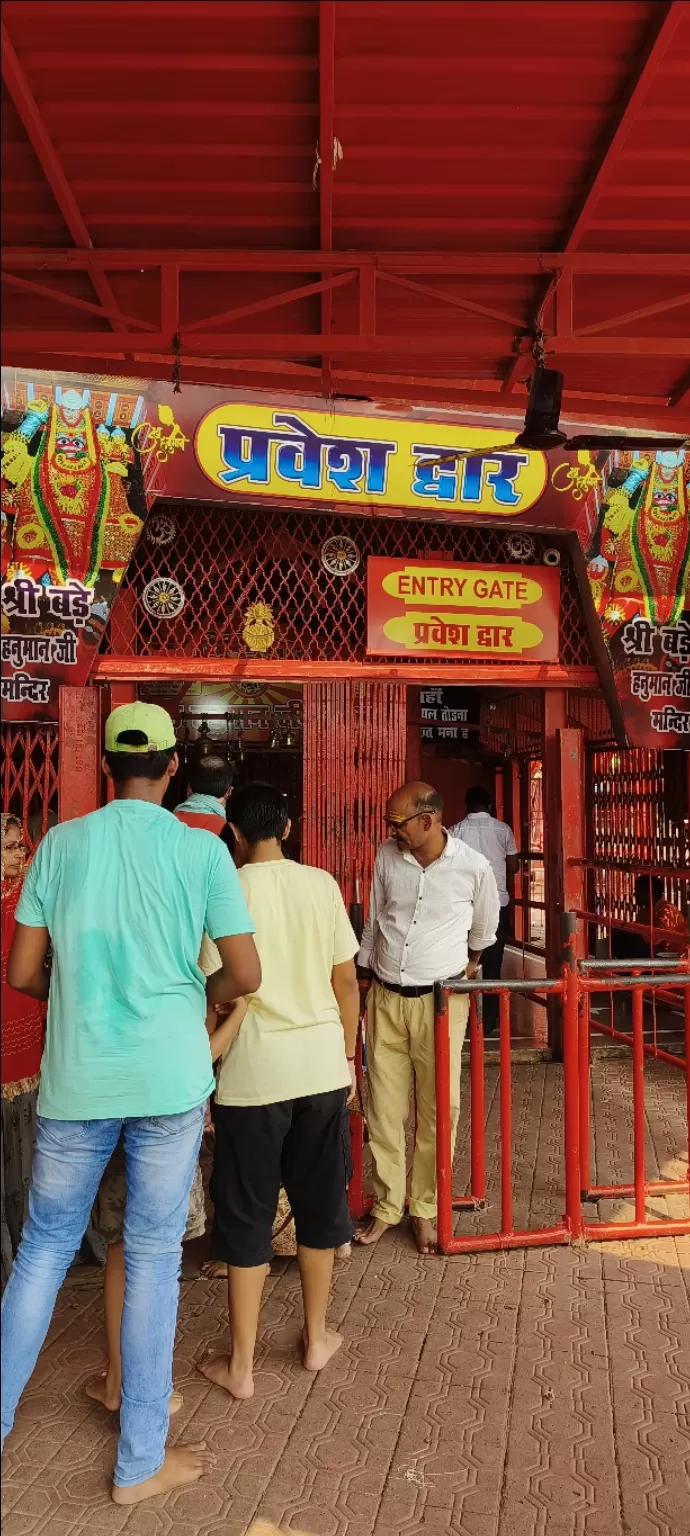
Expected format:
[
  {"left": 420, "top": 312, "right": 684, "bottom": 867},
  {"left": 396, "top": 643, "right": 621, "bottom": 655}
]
[
  {"left": 451, "top": 786, "right": 519, "bottom": 1035},
  {"left": 356, "top": 781, "right": 499, "bottom": 1254}
]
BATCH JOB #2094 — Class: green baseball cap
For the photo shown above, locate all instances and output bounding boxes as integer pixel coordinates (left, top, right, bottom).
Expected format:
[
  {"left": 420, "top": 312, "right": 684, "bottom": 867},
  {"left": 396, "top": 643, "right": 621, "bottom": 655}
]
[{"left": 104, "top": 701, "right": 177, "bottom": 754}]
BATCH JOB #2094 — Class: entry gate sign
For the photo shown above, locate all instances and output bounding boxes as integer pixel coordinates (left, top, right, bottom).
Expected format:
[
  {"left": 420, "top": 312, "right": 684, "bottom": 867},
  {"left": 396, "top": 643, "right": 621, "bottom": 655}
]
[{"left": 367, "top": 558, "right": 560, "bottom": 661}]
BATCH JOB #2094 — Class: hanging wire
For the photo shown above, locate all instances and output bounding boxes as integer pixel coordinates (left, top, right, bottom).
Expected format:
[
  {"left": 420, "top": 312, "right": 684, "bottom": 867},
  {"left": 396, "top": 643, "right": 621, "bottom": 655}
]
[{"left": 172, "top": 333, "right": 182, "bottom": 394}]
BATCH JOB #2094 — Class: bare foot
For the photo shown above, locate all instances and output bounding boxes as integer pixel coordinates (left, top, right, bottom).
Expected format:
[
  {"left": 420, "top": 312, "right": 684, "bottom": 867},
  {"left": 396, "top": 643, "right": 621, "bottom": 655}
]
[
  {"left": 111, "top": 1444, "right": 215, "bottom": 1505},
  {"left": 86, "top": 1374, "right": 183, "bottom": 1416},
  {"left": 86, "top": 1373, "right": 121, "bottom": 1412},
  {"left": 199, "top": 1352, "right": 255, "bottom": 1400},
  {"left": 354, "top": 1218, "right": 388, "bottom": 1246},
  {"left": 303, "top": 1326, "right": 343, "bottom": 1372},
  {"left": 200, "top": 1260, "right": 271, "bottom": 1280},
  {"left": 410, "top": 1216, "right": 438, "bottom": 1255},
  {"left": 335, "top": 1242, "right": 352, "bottom": 1262},
  {"left": 200, "top": 1260, "right": 228, "bottom": 1279}
]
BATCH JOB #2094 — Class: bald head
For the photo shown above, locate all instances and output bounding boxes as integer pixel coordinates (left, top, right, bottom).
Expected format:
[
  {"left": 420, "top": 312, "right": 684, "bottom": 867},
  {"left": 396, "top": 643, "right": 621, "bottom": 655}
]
[
  {"left": 385, "top": 781, "right": 445, "bottom": 864},
  {"left": 387, "top": 781, "right": 444, "bottom": 820}
]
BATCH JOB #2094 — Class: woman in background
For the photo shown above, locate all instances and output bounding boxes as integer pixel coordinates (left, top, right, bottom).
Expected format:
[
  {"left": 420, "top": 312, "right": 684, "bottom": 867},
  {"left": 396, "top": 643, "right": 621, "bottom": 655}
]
[{"left": 1, "top": 815, "right": 45, "bottom": 1290}]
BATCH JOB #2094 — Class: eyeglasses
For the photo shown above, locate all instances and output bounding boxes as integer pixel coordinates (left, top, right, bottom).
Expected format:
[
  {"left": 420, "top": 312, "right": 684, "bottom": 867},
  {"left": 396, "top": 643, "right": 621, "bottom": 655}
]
[{"left": 384, "top": 812, "right": 424, "bottom": 832}]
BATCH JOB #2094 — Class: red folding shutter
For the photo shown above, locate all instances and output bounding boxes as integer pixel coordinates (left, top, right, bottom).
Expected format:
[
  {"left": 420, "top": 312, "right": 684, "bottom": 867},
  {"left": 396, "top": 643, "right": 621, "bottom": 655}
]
[{"left": 303, "top": 681, "right": 407, "bottom": 910}]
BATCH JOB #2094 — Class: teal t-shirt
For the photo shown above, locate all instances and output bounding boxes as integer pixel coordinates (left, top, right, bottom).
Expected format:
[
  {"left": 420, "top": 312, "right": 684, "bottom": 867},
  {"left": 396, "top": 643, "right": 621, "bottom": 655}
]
[{"left": 15, "top": 800, "right": 254, "bottom": 1121}]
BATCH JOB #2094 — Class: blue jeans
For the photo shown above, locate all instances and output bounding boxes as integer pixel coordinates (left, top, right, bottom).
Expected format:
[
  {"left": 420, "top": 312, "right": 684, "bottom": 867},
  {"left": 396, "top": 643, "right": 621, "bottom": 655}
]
[{"left": 1, "top": 1106, "right": 204, "bottom": 1487}]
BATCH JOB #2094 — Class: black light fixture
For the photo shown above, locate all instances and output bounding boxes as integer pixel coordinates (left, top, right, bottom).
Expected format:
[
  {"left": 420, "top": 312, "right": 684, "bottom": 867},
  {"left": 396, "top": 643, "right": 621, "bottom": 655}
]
[{"left": 514, "top": 367, "right": 567, "bottom": 450}]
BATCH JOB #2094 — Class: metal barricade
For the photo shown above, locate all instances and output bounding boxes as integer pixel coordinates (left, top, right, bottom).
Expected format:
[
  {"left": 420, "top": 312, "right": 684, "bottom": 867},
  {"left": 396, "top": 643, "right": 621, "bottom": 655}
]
[
  {"left": 433, "top": 966, "right": 582, "bottom": 1254},
  {"left": 577, "top": 957, "right": 690, "bottom": 1241},
  {"left": 348, "top": 916, "right": 690, "bottom": 1251}
]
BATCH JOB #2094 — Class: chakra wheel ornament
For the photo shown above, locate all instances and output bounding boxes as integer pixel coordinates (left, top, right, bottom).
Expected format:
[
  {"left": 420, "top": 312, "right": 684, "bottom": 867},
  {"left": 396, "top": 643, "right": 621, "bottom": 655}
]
[
  {"left": 141, "top": 576, "right": 186, "bottom": 619},
  {"left": 320, "top": 534, "right": 361, "bottom": 576},
  {"left": 145, "top": 511, "right": 177, "bottom": 548}
]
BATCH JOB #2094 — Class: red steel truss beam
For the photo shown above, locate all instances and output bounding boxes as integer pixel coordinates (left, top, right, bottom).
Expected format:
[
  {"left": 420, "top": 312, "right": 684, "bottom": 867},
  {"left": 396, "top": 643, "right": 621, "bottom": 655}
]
[
  {"left": 3, "top": 250, "right": 689, "bottom": 276},
  {"left": 2, "top": 331, "right": 685, "bottom": 357},
  {"left": 6, "top": 348, "right": 685, "bottom": 432},
  {"left": 377, "top": 270, "right": 526, "bottom": 331},
  {"left": 94, "top": 656, "right": 599, "bottom": 688},
  {"left": 500, "top": 1, "right": 686, "bottom": 391},
  {"left": 564, "top": 2, "right": 686, "bottom": 251},
  {"left": 0, "top": 22, "right": 128, "bottom": 346},
  {"left": 184, "top": 271, "right": 357, "bottom": 334},
  {"left": 318, "top": 0, "right": 337, "bottom": 392},
  {"left": 6, "top": 341, "right": 683, "bottom": 423},
  {"left": 0, "top": 269, "right": 157, "bottom": 331},
  {"left": 575, "top": 291, "right": 690, "bottom": 337}
]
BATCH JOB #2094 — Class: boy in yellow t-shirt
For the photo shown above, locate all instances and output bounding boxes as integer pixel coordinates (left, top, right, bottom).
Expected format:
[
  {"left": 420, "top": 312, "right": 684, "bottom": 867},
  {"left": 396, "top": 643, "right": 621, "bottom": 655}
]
[{"left": 199, "top": 783, "right": 360, "bottom": 1403}]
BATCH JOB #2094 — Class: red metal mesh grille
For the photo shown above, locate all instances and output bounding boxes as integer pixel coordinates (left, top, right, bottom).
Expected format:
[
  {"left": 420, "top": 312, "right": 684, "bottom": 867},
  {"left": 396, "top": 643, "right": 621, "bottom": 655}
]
[
  {"left": 1, "top": 724, "right": 59, "bottom": 849},
  {"left": 103, "top": 503, "right": 594, "bottom": 669},
  {"left": 566, "top": 690, "right": 614, "bottom": 743},
  {"left": 588, "top": 747, "right": 689, "bottom": 922},
  {"left": 480, "top": 688, "right": 613, "bottom": 759},
  {"left": 480, "top": 691, "right": 544, "bottom": 757},
  {"left": 303, "top": 680, "right": 407, "bottom": 908}
]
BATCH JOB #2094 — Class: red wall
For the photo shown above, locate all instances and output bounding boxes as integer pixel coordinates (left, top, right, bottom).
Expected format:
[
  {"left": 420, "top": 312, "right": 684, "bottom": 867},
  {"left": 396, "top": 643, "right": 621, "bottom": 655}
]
[{"left": 406, "top": 723, "right": 495, "bottom": 828}]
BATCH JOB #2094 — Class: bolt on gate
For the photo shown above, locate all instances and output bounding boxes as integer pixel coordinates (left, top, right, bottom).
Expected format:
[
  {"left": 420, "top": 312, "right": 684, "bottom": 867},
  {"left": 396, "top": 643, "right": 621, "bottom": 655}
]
[{"left": 348, "top": 915, "right": 690, "bottom": 1253}]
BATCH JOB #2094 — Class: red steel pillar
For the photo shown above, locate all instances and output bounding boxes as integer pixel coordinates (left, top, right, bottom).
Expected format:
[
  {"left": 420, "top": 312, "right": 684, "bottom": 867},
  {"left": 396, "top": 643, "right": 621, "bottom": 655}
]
[
  {"left": 106, "top": 682, "right": 137, "bottom": 801},
  {"left": 560, "top": 727, "right": 586, "bottom": 955},
  {"left": 58, "top": 686, "right": 101, "bottom": 823},
  {"left": 543, "top": 691, "right": 566, "bottom": 1055}
]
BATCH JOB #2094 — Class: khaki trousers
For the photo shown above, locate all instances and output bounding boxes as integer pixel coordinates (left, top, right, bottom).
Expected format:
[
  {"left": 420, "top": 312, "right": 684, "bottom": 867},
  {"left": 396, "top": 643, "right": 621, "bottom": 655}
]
[{"left": 365, "top": 982, "right": 469, "bottom": 1224}]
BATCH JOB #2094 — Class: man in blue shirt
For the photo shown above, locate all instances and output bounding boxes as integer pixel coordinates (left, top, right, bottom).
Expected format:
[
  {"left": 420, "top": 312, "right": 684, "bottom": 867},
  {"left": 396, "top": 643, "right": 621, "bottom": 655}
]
[
  {"left": 174, "top": 753, "right": 233, "bottom": 834},
  {"left": 1, "top": 702, "right": 260, "bottom": 1508}
]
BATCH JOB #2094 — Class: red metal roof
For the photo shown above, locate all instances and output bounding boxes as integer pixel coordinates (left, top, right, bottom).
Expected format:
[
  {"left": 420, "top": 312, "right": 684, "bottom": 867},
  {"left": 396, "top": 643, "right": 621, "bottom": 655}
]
[{"left": 2, "top": 0, "right": 689, "bottom": 430}]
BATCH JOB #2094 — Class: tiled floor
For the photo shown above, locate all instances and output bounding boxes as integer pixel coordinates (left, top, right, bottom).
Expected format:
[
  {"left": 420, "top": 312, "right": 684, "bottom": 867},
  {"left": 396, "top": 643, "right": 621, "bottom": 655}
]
[{"left": 2, "top": 1055, "right": 689, "bottom": 1536}]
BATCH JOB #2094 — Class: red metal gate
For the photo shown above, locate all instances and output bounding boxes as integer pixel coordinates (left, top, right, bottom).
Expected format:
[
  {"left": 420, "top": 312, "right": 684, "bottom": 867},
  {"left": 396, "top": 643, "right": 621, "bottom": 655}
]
[
  {"left": 302, "top": 680, "right": 407, "bottom": 910},
  {"left": 0, "top": 722, "right": 59, "bottom": 848}
]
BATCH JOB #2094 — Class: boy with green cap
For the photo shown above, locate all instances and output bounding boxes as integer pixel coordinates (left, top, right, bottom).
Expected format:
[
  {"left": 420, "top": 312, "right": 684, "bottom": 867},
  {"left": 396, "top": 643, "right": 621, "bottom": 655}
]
[{"left": 2, "top": 702, "right": 260, "bottom": 1507}]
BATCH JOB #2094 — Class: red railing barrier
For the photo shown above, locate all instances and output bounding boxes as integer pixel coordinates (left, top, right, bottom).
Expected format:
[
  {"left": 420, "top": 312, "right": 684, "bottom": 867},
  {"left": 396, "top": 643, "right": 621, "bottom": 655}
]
[
  {"left": 348, "top": 919, "right": 689, "bottom": 1250},
  {"left": 576, "top": 956, "right": 690, "bottom": 1241},
  {"left": 433, "top": 971, "right": 574, "bottom": 1255}
]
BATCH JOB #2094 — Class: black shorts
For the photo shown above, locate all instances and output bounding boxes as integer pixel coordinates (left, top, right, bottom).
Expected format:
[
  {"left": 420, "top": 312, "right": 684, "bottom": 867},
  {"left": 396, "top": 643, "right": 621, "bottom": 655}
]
[{"left": 211, "top": 1088, "right": 352, "bottom": 1268}]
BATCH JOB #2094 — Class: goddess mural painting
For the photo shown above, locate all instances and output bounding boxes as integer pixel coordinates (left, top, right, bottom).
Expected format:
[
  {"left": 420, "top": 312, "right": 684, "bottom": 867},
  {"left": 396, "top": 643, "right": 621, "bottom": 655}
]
[
  {"left": 584, "top": 448, "right": 690, "bottom": 747},
  {"left": 586, "top": 449, "right": 689, "bottom": 636},
  {"left": 1, "top": 383, "right": 148, "bottom": 720},
  {"left": 1, "top": 387, "right": 144, "bottom": 588}
]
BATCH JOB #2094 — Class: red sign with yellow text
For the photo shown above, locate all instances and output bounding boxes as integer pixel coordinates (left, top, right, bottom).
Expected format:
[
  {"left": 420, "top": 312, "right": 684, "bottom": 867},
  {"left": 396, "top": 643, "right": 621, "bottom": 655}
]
[{"left": 366, "top": 558, "right": 560, "bottom": 661}]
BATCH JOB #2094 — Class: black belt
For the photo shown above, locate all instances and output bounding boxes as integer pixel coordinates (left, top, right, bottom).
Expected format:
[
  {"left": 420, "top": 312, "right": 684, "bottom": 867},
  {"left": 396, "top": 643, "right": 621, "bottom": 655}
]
[{"left": 374, "top": 976, "right": 433, "bottom": 999}]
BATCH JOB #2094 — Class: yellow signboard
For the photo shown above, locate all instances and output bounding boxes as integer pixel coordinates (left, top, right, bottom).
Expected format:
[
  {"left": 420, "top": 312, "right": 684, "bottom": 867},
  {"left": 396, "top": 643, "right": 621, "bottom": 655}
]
[
  {"left": 195, "top": 402, "right": 548, "bottom": 517},
  {"left": 383, "top": 613, "right": 545, "bottom": 654},
  {"left": 367, "top": 557, "right": 561, "bottom": 660}
]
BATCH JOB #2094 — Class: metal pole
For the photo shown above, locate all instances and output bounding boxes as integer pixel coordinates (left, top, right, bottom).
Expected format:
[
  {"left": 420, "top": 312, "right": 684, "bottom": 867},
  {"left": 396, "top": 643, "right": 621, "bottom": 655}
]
[
  {"left": 685, "top": 980, "right": 690, "bottom": 1188},
  {"left": 562, "top": 912, "right": 584, "bottom": 1238},
  {"left": 631, "top": 985, "right": 646, "bottom": 1227},
  {"left": 578, "top": 984, "right": 591, "bottom": 1198},
  {"left": 434, "top": 982, "right": 454, "bottom": 1253},
  {"left": 499, "top": 990, "right": 513, "bottom": 1235},
  {"left": 469, "top": 994, "right": 486, "bottom": 1206},
  {"left": 347, "top": 1021, "right": 366, "bottom": 1220}
]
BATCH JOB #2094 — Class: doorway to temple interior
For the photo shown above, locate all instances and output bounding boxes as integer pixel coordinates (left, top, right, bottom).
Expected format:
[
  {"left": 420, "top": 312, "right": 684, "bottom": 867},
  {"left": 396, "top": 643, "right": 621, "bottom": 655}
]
[
  {"left": 145, "top": 674, "right": 550, "bottom": 1050},
  {"left": 147, "top": 679, "right": 304, "bottom": 862}
]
